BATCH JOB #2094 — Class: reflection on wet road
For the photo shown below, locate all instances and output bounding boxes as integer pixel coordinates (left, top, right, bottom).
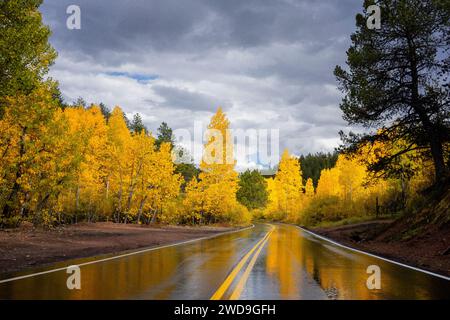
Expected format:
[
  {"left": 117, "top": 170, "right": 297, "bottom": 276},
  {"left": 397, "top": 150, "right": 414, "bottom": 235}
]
[{"left": 0, "top": 224, "right": 449, "bottom": 299}]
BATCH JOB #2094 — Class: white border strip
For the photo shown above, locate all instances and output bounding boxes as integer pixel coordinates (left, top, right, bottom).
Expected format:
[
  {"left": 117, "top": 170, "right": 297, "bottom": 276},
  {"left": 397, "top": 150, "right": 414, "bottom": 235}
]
[
  {"left": 0, "top": 224, "right": 255, "bottom": 284},
  {"left": 298, "top": 226, "right": 450, "bottom": 281}
]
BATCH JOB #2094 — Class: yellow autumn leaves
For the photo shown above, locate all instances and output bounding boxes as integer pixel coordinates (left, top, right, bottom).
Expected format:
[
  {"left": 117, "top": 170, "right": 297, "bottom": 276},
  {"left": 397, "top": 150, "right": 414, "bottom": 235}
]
[
  {"left": 265, "top": 150, "right": 304, "bottom": 221},
  {"left": 0, "top": 87, "right": 251, "bottom": 227},
  {"left": 1, "top": 86, "right": 431, "bottom": 228},
  {"left": 0, "top": 90, "right": 183, "bottom": 225},
  {"left": 183, "top": 108, "right": 251, "bottom": 225},
  {"left": 264, "top": 149, "right": 389, "bottom": 224},
  {"left": 263, "top": 142, "right": 432, "bottom": 226}
]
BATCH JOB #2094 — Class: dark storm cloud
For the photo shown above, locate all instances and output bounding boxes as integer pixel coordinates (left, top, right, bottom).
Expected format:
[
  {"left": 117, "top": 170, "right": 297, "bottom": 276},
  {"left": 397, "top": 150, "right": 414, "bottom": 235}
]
[
  {"left": 42, "top": 0, "right": 358, "bottom": 56},
  {"left": 151, "top": 85, "right": 231, "bottom": 112},
  {"left": 42, "top": 0, "right": 209, "bottom": 55},
  {"left": 40, "top": 0, "right": 364, "bottom": 159}
]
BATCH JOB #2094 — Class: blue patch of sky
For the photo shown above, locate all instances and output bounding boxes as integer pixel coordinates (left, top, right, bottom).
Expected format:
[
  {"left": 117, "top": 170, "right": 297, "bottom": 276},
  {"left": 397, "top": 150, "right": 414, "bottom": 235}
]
[{"left": 105, "top": 72, "right": 159, "bottom": 83}]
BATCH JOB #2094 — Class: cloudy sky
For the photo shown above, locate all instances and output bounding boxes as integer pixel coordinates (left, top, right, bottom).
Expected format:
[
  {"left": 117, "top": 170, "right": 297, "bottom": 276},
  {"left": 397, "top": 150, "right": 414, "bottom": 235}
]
[{"left": 40, "top": 0, "right": 363, "bottom": 170}]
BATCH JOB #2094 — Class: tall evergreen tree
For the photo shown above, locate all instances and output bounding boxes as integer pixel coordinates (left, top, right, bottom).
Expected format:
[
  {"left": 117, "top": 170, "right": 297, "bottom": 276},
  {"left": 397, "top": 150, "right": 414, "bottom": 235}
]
[
  {"left": 334, "top": 0, "right": 450, "bottom": 186},
  {"left": 299, "top": 152, "right": 338, "bottom": 188},
  {"left": 74, "top": 97, "right": 87, "bottom": 108},
  {"left": 98, "top": 103, "right": 111, "bottom": 120},
  {"left": 173, "top": 147, "right": 200, "bottom": 192},
  {"left": 130, "top": 113, "right": 147, "bottom": 134},
  {"left": 155, "top": 122, "right": 174, "bottom": 150}
]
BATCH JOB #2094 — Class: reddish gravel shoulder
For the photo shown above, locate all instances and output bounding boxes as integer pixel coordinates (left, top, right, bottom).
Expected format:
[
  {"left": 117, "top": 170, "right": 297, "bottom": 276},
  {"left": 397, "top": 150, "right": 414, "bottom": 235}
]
[
  {"left": 310, "top": 220, "right": 450, "bottom": 277},
  {"left": 0, "top": 222, "right": 236, "bottom": 275}
]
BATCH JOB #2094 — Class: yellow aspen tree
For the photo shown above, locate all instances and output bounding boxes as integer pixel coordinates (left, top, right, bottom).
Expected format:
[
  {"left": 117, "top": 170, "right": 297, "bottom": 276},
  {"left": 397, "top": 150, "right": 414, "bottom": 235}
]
[
  {"left": 107, "top": 106, "right": 132, "bottom": 222},
  {"left": 335, "top": 155, "right": 367, "bottom": 204},
  {"left": 0, "top": 85, "right": 66, "bottom": 226},
  {"left": 264, "top": 178, "right": 282, "bottom": 220},
  {"left": 121, "top": 131, "right": 146, "bottom": 223},
  {"left": 82, "top": 106, "right": 111, "bottom": 218},
  {"left": 56, "top": 107, "right": 88, "bottom": 219},
  {"left": 185, "top": 107, "right": 241, "bottom": 224},
  {"left": 126, "top": 130, "right": 155, "bottom": 223},
  {"left": 305, "top": 178, "right": 315, "bottom": 197},
  {"left": 273, "top": 149, "right": 303, "bottom": 222},
  {"left": 358, "top": 136, "right": 431, "bottom": 202},
  {"left": 58, "top": 106, "right": 109, "bottom": 221},
  {"left": 147, "top": 142, "right": 181, "bottom": 224},
  {"left": 183, "top": 177, "right": 206, "bottom": 224},
  {"left": 316, "top": 168, "right": 341, "bottom": 198},
  {"left": 200, "top": 107, "right": 235, "bottom": 171}
]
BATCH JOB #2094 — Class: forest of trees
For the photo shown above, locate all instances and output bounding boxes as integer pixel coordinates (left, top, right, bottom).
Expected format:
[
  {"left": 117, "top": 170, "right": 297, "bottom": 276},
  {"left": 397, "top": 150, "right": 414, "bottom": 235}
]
[
  {"left": 260, "top": 145, "right": 432, "bottom": 225},
  {"left": 299, "top": 153, "right": 338, "bottom": 188},
  {"left": 0, "top": 0, "right": 448, "bottom": 229}
]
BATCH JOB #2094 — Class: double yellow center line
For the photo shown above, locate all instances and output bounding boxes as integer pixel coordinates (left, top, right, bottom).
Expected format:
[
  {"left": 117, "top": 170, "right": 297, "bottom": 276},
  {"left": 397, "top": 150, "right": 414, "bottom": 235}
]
[{"left": 210, "top": 225, "right": 274, "bottom": 300}]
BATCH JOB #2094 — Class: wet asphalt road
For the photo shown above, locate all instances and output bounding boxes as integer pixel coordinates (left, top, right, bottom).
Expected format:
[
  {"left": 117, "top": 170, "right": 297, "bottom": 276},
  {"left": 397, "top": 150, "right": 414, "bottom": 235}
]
[{"left": 0, "top": 223, "right": 449, "bottom": 299}]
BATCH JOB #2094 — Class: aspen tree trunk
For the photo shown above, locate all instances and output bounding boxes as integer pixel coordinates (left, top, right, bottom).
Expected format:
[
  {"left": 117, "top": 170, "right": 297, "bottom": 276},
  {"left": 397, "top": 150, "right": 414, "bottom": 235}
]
[
  {"left": 126, "top": 189, "right": 134, "bottom": 212},
  {"left": 117, "top": 187, "right": 123, "bottom": 223},
  {"left": 75, "top": 186, "right": 80, "bottom": 212},
  {"left": 137, "top": 196, "right": 147, "bottom": 224},
  {"left": 151, "top": 209, "right": 157, "bottom": 224},
  {"left": 105, "top": 177, "right": 110, "bottom": 199}
]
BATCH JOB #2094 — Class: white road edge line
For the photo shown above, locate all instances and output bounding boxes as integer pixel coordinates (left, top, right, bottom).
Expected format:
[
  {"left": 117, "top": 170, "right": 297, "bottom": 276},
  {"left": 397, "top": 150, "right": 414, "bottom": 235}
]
[
  {"left": 0, "top": 224, "right": 255, "bottom": 284},
  {"left": 298, "top": 226, "right": 450, "bottom": 281}
]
